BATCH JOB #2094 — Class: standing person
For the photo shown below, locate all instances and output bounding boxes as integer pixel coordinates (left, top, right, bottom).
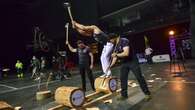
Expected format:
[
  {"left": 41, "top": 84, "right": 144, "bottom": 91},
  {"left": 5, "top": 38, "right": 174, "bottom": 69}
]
[
  {"left": 57, "top": 55, "right": 70, "bottom": 80},
  {"left": 145, "top": 46, "right": 153, "bottom": 64},
  {"left": 40, "top": 57, "right": 46, "bottom": 73},
  {"left": 31, "top": 56, "right": 40, "bottom": 80},
  {"left": 51, "top": 56, "right": 58, "bottom": 79},
  {"left": 108, "top": 35, "right": 151, "bottom": 100},
  {"left": 66, "top": 40, "right": 95, "bottom": 91},
  {"left": 72, "top": 21, "right": 114, "bottom": 78},
  {"left": 15, "top": 60, "right": 24, "bottom": 78}
]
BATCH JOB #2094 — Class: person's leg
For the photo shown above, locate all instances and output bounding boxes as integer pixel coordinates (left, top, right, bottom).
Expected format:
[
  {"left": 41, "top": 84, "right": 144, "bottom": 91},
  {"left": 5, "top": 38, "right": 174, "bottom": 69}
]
[
  {"left": 131, "top": 63, "right": 150, "bottom": 95},
  {"left": 120, "top": 63, "right": 130, "bottom": 98},
  {"left": 100, "top": 42, "right": 114, "bottom": 77},
  {"left": 80, "top": 67, "right": 86, "bottom": 91},
  {"left": 31, "top": 67, "right": 36, "bottom": 78},
  {"left": 148, "top": 55, "right": 153, "bottom": 64},
  {"left": 17, "top": 69, "right": 20, "bottom": 78},
  {"left": 86, "top": 67, "right": 95, "bottom": 91},
  {"left": 100, "top": 45, "right": 107, "bottom": 77},
  {"left": 20, "top": 68, "right": 24, "bottom": 78}
]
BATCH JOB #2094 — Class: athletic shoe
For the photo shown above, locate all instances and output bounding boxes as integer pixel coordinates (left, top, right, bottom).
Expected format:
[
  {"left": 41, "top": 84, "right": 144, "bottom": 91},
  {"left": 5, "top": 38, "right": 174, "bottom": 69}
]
[
  {"left": 106, "top": 74, "right": 112, "bottom": 78},
  {"left": 144, "top": 94, "right": 152, "bottom": 101},
  {"left": 17, "top": 74, "right": 20, "bottom": 78},
  {"left": 64, "top": 75, "right": 71, "bottom": 80},
  {"left": 34, "top": 77, "right": 40, "bottom": 81},
  {"left": 100, "top": 74, "right": 107, "bottom": 77}
]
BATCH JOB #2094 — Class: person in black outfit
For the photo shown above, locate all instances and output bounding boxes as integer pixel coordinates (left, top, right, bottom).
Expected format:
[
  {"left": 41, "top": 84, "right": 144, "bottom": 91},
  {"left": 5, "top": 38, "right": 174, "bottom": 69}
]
[
  {"left": 108, "top": 34, "right": 151, "bottom": 100},
  {"left": 66, "top": 40, "right": 95, "bottom": 91}
]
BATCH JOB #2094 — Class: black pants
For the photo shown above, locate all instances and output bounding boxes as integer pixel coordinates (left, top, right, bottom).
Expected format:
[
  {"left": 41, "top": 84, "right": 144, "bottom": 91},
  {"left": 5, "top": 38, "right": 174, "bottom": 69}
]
[
  {"left": 146, "top": 55, "right": 153, "bottom": 64},
  {"left": 79, "top": 65, "right": 95, "bottom": 91},
  {"left": 16, "top": 68, "right": 22, "bottom": 73},
  {"left": 120, "top": 61, "right": 150, "bottom": 97}
]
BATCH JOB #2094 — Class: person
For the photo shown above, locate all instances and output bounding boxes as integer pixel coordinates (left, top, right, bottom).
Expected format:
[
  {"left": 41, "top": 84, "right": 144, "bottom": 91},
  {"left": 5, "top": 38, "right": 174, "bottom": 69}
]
[
  {"left": 31, "top": 56, "right": 40, "bottom": 80},
  {"left": 72, "top": 21, "right": 113, "bottom": 78},
  {"left": 15, "top": 60, "right": 24, "bottom": 78},
  {"left": 108, "top": 34, "right": 151, "bottom": 100},
  {"left": 40, "top": 57, "right": 47, "bottom": 73},
  {"left": 57, "top": 55, "right": 71, "bottom": 80},
  {"left": 66, "top": 40, "right": 95, "bottom": 91},
  {"left": 51, "top": 56, "right": 58, "bottom": 79},
  {"left": 145, "top": 46, "right": 153, "bottom": 64}
]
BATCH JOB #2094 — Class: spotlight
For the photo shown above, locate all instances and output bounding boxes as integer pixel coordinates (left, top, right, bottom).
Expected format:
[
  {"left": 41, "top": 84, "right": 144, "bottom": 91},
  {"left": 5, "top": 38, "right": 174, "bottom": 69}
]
[{"left": 169, "top": 30, "right": 175, "bottom": 36}]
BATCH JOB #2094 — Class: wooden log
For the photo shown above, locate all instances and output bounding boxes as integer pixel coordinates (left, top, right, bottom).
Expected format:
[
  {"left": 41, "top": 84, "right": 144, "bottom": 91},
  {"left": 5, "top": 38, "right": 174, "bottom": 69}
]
[
  {"left": 0, "top": 101, "right": 14, "bottom": 110},
  {"left": 36, "top": 90, "right": 52, "bottom": 101},
  {"left": 94, "top": 77, "right": 117, "bottom": 93},
  {"left": 55, "top": 86, "right": 85, "bottom": 108}
]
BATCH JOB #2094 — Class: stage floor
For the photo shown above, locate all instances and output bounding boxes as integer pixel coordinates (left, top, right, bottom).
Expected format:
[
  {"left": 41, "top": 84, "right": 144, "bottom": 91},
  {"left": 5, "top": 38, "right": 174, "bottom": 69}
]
[{"left": 0, "top": 60, "right": 195, "bottom": 110}]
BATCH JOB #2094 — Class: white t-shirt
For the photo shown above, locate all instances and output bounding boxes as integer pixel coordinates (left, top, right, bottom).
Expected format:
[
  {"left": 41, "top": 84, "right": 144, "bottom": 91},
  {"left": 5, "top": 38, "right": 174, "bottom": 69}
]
[{"left": 145, "top": 48, "right": 153, "bottom": 55}]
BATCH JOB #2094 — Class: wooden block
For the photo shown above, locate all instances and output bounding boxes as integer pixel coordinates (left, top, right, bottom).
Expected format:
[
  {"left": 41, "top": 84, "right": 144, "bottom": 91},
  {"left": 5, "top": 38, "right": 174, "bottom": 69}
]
[
  {"left": 14, "top": 106, "right": 22, "bottom": 110},
  {"left": 48, "top": 105, "right": 65, "bottom": 110},
  {"left": 95, "top": 77, "right": 117, "bottom": 93},
  {"left": 103, "top": 99, "right": 112, "bottom": 104},
  {"left": 55, "top": 86, "right": 85, "bottom": 108},
  {"left": 36, "top": 90, "right": 51, "bottom": 101},
  {"left": 0, "top": 101, "right": 14, "bottom": 110},
  {"left": 85, "top": 91, "right": 101, "bottom": 99}
]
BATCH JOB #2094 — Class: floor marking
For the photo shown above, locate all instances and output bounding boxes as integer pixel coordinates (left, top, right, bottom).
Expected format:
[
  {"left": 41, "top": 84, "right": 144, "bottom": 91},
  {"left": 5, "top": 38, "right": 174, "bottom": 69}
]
[
  {"left": 0, "top": 70, "right": 102, "bottom": 95},
  {"left": 0, "top": 80, "right": 60, "bottom": 94},
  {"left": 0, "top": 84, "right": 18, "bottom": 89},
  {"left": 164, "top": 80, "right": 195, "bottom": 84}
]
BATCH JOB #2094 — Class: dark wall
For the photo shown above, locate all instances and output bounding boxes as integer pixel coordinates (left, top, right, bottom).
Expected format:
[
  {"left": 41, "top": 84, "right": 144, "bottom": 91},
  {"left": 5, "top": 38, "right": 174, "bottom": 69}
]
[
  {"left": 97, "top": 0, "right": 144, "bottom": 17},
  {"left": 191, "top": 0, "right": 195, "bottom": 58},
  {"left": 0, "top": 0, "right": 99, "bottom": 68},
  {"left": 71, "top": 0, "right": 98, "bottom": 24}
]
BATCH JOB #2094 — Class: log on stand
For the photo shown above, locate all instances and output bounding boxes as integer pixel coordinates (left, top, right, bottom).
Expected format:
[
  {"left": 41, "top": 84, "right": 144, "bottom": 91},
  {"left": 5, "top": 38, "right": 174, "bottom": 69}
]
[
  {"left": 94, "top": 77, "right": 118, "bottom": 93},
  {"left": 55, "top": 86, "right": 85, "bottom": 108}
]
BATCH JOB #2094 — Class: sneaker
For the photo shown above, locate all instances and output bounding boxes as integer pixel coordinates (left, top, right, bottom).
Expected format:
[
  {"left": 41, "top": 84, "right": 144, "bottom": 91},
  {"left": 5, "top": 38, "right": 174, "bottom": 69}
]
[
  {"left": 64, "top": 75, "right": 71, "bottom": 80},
  {"left": 34, "top": 77, "right": 40, "bottom": 81},
  {"left": 17, "top": 74, "right": 20, "bottom": 78},
  {"left": 100, "top": 74, "right": 107, "bottom": 77},
  {"left": 144, "top": 94, "right": 152, "bottom": 101},
  {"left": 106, "top": 74, "right": 112, "bottom": 78}
]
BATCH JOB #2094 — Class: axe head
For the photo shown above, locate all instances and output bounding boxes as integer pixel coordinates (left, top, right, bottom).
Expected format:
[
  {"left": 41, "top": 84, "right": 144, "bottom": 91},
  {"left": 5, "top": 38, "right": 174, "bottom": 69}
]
[
  {"left": 63, "top": 2, "right": 71, "bottom": 8},
  {"left": 65, "top": 23, "right": 69, "bottom": 28}
]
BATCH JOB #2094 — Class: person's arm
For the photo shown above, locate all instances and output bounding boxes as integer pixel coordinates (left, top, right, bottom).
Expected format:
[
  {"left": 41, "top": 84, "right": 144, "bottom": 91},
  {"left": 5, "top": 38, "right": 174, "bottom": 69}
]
[
  {"left": 66, "top": 43, "right": 77, "bottom": 53},
  {"left": 105, "top": 56, "right": 117, "bottom": 73},
  {"left": 73, "top": 21, "right": 102, "bottom": 36},
  {"left": 76, "top": 28, "right": 92, "bottom": 36},
  {"left": 112, "top": 46, "right": 129, "bottom": 58},
  {"left": 89, "top": 52, "right": 94, "bottom": 69},
  {"left": 109, "top": 57, "right": 118, "bottom": 68}
]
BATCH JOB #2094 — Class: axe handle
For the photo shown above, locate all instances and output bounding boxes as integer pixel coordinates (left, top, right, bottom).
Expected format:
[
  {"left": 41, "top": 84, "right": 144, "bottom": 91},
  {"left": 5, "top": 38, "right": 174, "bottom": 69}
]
[
  {"left": 67, "top": 7, "right": 74, "bottom": 22},
  {"left": 66, "top": 23, "right": 69, "bottom": 43}
]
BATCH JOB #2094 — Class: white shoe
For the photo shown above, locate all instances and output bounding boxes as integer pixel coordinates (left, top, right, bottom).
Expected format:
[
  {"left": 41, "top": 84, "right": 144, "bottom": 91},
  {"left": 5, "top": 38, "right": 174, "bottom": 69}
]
[
  {"left": 100, "top": 74, "right": 107, "bottom": 77},
  {"left": 34, "top": 77, "right": 40, "bottom": 81},
  {"left": 106, "top": 74, "right": 112, "bottom": 78}
]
